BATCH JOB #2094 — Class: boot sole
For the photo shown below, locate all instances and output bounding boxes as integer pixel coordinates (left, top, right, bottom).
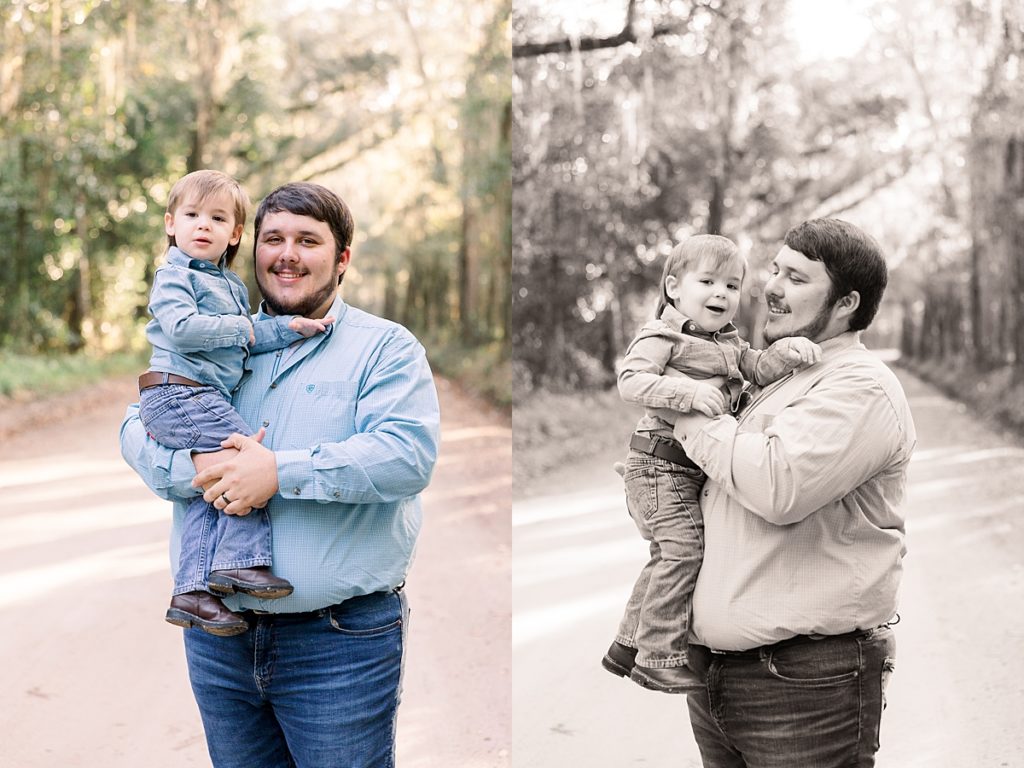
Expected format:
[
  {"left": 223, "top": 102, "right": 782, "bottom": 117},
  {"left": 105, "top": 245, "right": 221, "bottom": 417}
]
[
  {"left": 206, "top": 577, "right": 294, "bottom": 600},
  {"left": 165, "top": 608, "right": 249, "bottom": 637},
  {"left": 629, "top": 667, "right": 704, "bottom": 695},
  {"left": 601, "top": 654, "right": 634, "bottom": 678}
]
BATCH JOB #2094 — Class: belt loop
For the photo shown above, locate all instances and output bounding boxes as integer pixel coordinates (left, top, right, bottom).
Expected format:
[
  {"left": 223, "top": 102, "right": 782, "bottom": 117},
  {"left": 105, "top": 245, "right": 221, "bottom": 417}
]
[{"left": 161, "top": 372, "right": 170, "bottom": 385}]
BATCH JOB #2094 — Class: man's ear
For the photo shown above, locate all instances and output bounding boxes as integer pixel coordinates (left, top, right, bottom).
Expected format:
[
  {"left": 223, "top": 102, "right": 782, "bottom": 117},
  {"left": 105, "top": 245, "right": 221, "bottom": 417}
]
[{"left": 837, "top": 291, "right": 861, "bottom": 319}]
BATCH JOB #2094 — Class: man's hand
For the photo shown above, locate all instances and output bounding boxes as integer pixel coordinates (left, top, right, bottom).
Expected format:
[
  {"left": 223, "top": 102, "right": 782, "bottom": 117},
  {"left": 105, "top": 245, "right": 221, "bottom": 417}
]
[
  {"left": 192, "top": 428, "right": 278, "bottom": 515},
  {"left": 691, "top": 382, "right": 726, "bottom": 417},
  {"left": 673, "top": 410, "right": 714, "bottom": 445},
  {"left": 289, "top": 315, "right": 335, "bottom": 338}
]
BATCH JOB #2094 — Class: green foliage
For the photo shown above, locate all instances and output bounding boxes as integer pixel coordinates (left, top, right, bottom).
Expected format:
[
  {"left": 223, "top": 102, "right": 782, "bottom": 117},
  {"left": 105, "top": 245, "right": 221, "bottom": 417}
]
[{"left": 0, "top": 0, "right": 511, "bottom": 406}]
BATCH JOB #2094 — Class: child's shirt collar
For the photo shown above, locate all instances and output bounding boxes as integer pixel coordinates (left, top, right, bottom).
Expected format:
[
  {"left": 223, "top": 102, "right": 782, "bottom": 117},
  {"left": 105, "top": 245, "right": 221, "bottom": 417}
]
[{"left": 659, "top": 304, "right": 738, "bottom": 339}]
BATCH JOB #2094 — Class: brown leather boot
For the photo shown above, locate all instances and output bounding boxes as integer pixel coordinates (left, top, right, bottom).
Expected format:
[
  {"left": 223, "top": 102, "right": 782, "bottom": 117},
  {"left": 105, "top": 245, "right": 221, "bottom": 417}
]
[
  {"left": 165, "top": 591, "right": 249, "bottom": 636},
  {"left": 207, "top": 566, "right": 295, "bottom": 599}
]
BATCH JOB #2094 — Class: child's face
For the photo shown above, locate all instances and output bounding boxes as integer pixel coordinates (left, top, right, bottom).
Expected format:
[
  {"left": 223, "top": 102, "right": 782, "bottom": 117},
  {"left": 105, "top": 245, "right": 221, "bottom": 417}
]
[
  {"left": 666, "top": 257, "right": 743, "bottom": 333},
  {"left": 165, "top": 190, "right": 243, "bottom": 264}
]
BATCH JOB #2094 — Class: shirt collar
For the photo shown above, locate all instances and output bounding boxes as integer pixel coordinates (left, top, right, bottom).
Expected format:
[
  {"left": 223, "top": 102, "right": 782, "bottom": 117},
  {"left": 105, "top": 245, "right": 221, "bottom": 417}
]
[
  {"left": 817, "top": 331, "right": 863, "bottom": 359},
  {"left": 660, "top": 304, "right": 738, "bottom": 339},
  {"left": 165, "top": 245, "right": 227, "bottom": 273}
]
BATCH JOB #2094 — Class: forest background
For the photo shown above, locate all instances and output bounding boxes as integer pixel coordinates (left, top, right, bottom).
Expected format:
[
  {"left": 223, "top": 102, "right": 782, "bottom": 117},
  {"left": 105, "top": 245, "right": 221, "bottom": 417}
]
[
  {"left": 0, "top": 0, "right": 511, "bottom": 408},
  {"left": 513, "top": 0, "right": 1024, "bottom": 481}
]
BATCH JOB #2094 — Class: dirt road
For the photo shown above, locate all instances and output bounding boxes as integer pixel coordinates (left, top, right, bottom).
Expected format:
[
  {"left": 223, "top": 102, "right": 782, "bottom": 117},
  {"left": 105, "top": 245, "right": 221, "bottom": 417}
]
[
  {"left": 0, "top": 375, "right": 510, "bottom": 767},
  {"left": 513, "top": 366, "right": 1024, "bottom": 767}
]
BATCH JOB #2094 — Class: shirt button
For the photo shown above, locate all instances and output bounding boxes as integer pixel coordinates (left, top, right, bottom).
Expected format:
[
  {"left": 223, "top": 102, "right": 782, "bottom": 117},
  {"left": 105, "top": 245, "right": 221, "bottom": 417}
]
[
  {"left": 293, "top": 487, "right": 301, "bottom": 495},
  {"left": 270, "top": 382, "right": 277, "bottom": 389},
  {"left": 262, "top": 420, "right": 270, "bottom": 427},
  {"left": 333, "top": 491, "right": 340, "bottom": 498}
]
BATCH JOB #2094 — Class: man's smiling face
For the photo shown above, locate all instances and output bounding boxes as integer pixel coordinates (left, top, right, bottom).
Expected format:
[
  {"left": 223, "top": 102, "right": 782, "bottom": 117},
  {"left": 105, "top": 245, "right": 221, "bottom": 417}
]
[
  {"left": 762, "top": 245, "right": 840, "bottom": 344},
  {"left": 254, "top": 210, "right": 349, "bottom": 319}
]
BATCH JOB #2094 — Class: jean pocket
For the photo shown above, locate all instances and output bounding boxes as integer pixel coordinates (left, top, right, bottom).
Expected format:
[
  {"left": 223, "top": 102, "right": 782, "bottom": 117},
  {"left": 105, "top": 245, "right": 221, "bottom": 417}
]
[
  {"left": 327, "top": 594, "right": 403, "bottom": 637},
  {"left": 623, "top": 462, "right": 657, "bottom": 521},
  {"left": 765, "top": 640, "right": 861, "bottom": 687},
  {"left": 139, "top": 394, "right": 202, "bottom": 450}
]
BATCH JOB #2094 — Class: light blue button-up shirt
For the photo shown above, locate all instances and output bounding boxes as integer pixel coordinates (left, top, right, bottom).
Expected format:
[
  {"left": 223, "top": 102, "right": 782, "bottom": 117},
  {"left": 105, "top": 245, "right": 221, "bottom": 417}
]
[
  {"left": 121, "top": 295, "right": 441, "bottom": 612},
  {"left": 146, "top": 246, "right": 304, "bottom": 398}
]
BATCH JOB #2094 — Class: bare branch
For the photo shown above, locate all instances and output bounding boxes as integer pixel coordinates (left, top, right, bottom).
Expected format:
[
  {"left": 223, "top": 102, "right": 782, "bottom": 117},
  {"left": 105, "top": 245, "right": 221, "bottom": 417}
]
[{"left": 513, "top": 0, "right": 695, "bottom": 59}]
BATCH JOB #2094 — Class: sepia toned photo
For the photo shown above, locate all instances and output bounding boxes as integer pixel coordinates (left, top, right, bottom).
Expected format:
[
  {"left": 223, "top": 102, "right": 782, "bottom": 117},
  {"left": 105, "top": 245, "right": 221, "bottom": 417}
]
[{"left": 513, "top": 0, "right": 1024, "bottom": 765}]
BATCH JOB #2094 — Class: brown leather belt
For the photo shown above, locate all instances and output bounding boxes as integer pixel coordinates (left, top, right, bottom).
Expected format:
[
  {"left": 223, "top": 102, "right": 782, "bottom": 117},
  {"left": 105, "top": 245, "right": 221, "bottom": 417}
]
[
  {"left": 138, "top": 371, "right": 205, "bottom": 393},
  {"left": 629, "top": 432, "right": 700, "bottom": 470}
]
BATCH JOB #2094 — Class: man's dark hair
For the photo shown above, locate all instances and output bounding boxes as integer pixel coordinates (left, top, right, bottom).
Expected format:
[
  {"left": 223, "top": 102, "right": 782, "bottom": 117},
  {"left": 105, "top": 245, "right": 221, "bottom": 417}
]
[
  {"left": 254, "top": 182, "right": 354, "bottom": 284},
  {"left": 783, "top": 218, "right": 888, "bottom": 332}
]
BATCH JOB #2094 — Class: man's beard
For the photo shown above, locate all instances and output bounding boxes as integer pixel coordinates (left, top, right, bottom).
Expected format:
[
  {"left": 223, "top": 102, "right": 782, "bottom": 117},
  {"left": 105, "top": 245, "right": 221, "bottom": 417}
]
[
  {"left": 764, "top": 298, "right": 835, "bottom": 344},
  {"left": 256, "top": 271, "right": 338, "bottom": 318}
]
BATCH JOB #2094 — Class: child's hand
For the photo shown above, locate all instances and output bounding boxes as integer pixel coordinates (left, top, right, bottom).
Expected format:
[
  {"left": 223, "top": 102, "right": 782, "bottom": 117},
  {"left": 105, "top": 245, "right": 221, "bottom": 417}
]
[
  {"left": 779, "top": 337, "right": 822, "bottom": 368},
  {"left": 691, "top": 382, "right": 726, "bottom": 417},
  {"left": 289, "top": 315, "right": 335, "bottom": 338}
]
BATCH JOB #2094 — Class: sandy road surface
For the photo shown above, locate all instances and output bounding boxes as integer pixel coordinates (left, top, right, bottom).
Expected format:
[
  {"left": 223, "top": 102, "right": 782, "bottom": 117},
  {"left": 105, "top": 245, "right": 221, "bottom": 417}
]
[
  {"left": 0, "top": 374, "right": 510, "bottom": 767},
  {"left": 513, "top": 366, "right": 1024, "bottom": 767}
]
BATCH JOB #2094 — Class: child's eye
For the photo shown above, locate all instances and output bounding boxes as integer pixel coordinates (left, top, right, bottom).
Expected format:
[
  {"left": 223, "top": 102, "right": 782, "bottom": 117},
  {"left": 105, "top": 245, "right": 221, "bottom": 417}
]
[{"left": 214, "top": 215, "right": 226, "bottom": 222}]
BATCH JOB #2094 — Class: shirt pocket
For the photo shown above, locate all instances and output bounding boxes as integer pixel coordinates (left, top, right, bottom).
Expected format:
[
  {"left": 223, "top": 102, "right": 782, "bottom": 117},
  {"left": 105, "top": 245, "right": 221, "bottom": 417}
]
[
  {"left": 194, "top": 281, "right": 244, "bottom": 316},
  {"left": 296, "top": 379, "right": 360, "bottom": 444}
]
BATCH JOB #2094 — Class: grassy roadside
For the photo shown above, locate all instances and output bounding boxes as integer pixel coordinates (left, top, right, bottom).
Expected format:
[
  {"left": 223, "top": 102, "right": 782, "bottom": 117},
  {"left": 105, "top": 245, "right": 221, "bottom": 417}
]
[
  {"left": 0, "top": 350, "right": 149, "bottom": 400},
  {"left": 423, "top": 338, "right": 510, "bottom": 412},
  {"left": 513, "top": 386, "right": 638, "bottom": 487},
  {"left": 901, "top": 358, "right": 1024, "bottom": 439},
  {"left": 0, "top": 340, "right": 510, "bottom": 419}
]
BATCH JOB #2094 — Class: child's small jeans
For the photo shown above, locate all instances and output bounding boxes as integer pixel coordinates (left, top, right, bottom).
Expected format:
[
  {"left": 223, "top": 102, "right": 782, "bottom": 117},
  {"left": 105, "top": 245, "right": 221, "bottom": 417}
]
[
  {"left": 616, "top": 447, "right": 705, "bottom": 668},
  {"left": 139, "top": 383, "right": 273, "bottom": 595}
]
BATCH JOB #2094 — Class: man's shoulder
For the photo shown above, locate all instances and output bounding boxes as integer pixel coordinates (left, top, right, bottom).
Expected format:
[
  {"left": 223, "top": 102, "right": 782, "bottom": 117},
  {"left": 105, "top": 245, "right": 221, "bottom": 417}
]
[{"left": 339, "top": 305, "right": 420, "bottom": 344}]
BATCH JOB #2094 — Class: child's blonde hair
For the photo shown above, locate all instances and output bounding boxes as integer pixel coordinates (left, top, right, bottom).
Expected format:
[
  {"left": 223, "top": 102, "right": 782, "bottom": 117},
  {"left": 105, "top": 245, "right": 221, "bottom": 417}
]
[
  {"left": 166, "top": 169, "right": 250, "bottom": 267},
  {"left": 655, "top": 234, "right": 745, "bottom": 316}
]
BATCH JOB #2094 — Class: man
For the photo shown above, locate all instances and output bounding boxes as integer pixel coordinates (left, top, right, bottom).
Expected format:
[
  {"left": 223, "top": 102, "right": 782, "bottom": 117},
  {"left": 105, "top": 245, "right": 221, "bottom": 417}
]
[
  {"left": 670, "top": 218, "right": 915, "bottom": 767},
  {"left": 120, "top": 181, "right": 441, "bottom": 768}
]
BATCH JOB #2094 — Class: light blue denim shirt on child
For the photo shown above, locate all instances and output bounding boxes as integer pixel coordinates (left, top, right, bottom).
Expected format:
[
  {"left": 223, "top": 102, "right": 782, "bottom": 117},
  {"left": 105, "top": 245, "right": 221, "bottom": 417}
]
[
  {"left": 121, "top": 294, "right": 441, "bottom": 613},
  {"left": 146, "top": 246, "right": 304, "bottom": 399}
]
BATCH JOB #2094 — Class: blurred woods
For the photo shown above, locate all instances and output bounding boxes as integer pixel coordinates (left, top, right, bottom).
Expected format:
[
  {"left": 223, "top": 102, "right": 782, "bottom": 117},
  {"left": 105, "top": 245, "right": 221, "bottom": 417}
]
[
  {"left": 0, "top": 0, "right": 510, "bottom": 399},
  {"left": 512, "top": 0, "right": 1024, "bottom": 408}
]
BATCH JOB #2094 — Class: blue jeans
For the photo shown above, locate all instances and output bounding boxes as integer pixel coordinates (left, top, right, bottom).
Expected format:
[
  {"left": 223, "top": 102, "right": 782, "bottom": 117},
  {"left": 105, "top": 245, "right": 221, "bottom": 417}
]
[
  {"left": 183, "top": 589, "right": 409, "bottom": 768},
  {"left": 686, "top": 626, "right": 897, "bottom": 767},
  {"left": 139, "top": 382, "right": 273, "bottom": 594},
  {"left": 616, "top": 449, "right": 705, "bottom": 668}
]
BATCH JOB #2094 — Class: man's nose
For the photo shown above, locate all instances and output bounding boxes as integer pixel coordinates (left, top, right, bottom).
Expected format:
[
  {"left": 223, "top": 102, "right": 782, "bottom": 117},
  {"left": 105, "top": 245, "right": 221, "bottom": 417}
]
[{"left": 280, "top": 239, "right": 299, "bottom": 260}]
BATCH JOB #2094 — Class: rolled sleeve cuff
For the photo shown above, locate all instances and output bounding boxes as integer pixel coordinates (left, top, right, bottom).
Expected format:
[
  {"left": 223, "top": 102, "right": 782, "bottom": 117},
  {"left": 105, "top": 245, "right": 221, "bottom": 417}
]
[{"left": 677, "top": 415, "right": 736, "bottom": 474}]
